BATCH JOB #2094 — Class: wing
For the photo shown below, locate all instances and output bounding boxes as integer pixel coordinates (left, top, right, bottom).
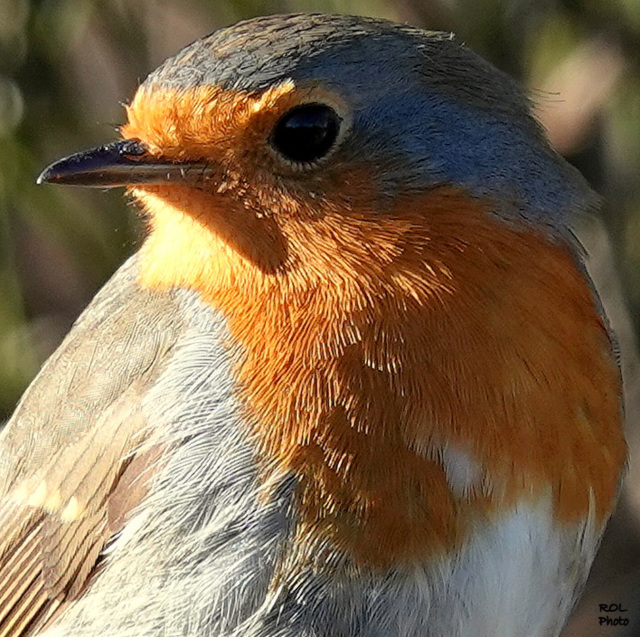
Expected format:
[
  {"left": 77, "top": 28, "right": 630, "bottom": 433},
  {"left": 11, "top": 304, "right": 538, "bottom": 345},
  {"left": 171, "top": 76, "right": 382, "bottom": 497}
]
[{"left": 0, "top": 256, "right": 184, "bottom": 637}]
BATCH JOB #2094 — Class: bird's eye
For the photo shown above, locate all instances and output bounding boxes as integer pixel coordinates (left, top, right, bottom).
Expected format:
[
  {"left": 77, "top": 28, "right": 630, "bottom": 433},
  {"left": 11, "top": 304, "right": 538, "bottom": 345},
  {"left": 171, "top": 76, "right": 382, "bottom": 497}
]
[{"left": 271, "top": 103, "right": 341, "bottom": 164}]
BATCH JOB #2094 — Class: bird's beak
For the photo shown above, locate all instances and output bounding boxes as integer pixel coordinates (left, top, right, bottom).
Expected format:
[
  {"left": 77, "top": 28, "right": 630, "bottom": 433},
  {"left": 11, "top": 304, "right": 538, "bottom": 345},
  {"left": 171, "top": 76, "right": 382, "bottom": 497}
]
[{"left": 37, "top": 139, "right": 214, "bottom": 188}]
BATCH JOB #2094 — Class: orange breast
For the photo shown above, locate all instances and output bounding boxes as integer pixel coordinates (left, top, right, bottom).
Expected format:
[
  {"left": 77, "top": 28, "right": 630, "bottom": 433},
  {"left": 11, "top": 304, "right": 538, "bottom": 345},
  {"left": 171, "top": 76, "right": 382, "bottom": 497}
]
[{"left": 136, "top": 184, "right": 626, "bottom": 570}]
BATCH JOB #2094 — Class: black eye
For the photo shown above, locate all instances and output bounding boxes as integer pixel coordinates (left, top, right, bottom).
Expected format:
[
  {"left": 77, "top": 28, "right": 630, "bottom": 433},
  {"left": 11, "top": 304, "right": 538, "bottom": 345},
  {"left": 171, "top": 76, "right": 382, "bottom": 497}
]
[{"left": 271, "top": 103, "right": 341, "bottom": 164}]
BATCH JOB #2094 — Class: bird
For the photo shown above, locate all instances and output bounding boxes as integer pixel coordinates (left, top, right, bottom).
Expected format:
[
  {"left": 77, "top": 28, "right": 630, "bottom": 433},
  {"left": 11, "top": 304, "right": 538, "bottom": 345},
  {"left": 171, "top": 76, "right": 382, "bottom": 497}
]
[{"left": 0, "top": 12, "right": 627, "bottom": 637}]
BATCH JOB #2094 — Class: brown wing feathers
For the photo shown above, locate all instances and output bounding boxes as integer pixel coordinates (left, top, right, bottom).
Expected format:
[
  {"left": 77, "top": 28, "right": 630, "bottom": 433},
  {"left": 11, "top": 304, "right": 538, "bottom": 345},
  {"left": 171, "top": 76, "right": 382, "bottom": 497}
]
[
  {"left": 0, "top": 505, "right": 53, "bottom": 637},
  {"left": 0, "top": 261, "right": 182, "bottom": 636},
  {"left": 0, "top": 394, "right": 160, "bottom": 637}
]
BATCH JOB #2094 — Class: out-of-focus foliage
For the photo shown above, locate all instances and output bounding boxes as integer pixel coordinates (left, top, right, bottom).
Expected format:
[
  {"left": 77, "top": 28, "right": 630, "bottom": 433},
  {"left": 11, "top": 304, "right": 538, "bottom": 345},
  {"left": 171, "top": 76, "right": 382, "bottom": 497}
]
[{"left": 1, "top": 1, "right": 640, "bottom": 634}]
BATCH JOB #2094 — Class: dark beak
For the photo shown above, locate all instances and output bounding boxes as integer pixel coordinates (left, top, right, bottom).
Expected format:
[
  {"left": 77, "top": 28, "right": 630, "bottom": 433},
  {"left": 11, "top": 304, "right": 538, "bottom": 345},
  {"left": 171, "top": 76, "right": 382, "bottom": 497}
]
[{"left": 37, "top": 139, "right": 213, "bottom": 188}]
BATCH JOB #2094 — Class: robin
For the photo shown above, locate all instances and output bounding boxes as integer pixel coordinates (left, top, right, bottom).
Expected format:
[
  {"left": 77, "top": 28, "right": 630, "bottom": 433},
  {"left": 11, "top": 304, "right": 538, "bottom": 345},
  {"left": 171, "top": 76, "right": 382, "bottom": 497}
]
[{"left": 0, "top": 13, "right": 627, "bottom": 637}]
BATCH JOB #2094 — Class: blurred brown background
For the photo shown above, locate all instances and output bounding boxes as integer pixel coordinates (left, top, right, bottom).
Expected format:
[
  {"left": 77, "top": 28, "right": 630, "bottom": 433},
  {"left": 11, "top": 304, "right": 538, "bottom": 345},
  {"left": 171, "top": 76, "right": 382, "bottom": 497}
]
[{"left": 1, "top": 0, "right": 639, "bottom": 634}]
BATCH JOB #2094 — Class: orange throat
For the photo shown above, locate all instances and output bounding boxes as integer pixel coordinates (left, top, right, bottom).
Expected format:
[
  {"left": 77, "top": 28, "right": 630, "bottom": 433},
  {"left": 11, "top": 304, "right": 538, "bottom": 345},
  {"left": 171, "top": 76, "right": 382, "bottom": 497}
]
[{"left": 136, "top": 185, "right": 626, "bottom": 570}]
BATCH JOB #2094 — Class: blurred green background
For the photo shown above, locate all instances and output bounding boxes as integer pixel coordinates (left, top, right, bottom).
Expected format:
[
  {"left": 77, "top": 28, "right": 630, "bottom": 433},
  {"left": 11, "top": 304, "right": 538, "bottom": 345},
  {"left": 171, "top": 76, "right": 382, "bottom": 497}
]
[{"left": 1, "top": 0, "right": 640, "bottom": 634}]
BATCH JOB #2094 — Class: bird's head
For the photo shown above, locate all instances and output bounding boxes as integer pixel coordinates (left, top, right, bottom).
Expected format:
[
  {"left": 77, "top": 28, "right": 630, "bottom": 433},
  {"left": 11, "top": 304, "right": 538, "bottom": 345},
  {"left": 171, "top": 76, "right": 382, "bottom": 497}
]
[{"left": 39, "top": 14, "right": 596, "bottom": 300}]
